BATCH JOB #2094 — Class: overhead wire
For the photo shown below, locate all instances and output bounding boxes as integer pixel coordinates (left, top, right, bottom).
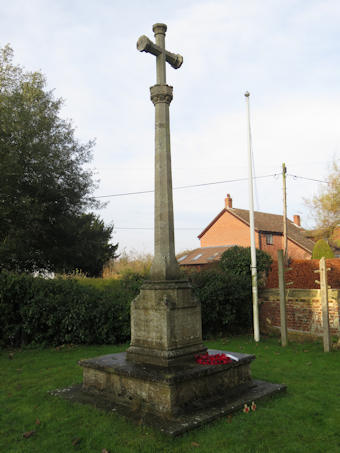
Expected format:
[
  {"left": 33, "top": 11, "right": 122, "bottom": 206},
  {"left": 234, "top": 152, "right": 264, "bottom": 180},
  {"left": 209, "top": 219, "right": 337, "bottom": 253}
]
[
  {"left": 96, "top": 171, "right": 328, "bottom": 230},
  {"left": 93, "top": 173, "right": 278, "bottom": 199},
  {"left": 287, "top": 174, "right": 328, "bottom": 184}
]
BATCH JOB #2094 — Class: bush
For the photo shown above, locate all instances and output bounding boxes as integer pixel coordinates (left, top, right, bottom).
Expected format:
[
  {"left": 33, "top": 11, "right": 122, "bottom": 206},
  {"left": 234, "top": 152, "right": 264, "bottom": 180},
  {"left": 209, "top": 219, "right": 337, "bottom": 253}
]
[
  {"left": 219, "top": 246, "right": 273, "bottom": 286},
  {"left": 312, "top": 239, "right": 334, "bottom": 259},
  {"left": 187, "top": 247, "right": 272, "bottom": 337},
  {"left": 0, "top": 271, "right": 143, "bottom": 347},
  {"left": 189, "top": 269, "right": 252, "bottom": 336},
  {"left": 1, "top": 246, "right": 273, "bottom": 345}
]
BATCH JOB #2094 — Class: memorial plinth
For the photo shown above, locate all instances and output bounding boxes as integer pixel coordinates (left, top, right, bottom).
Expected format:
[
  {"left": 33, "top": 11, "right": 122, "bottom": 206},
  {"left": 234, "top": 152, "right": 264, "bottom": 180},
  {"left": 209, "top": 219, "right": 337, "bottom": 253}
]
[
  {"left": 80, "top": 350, "right": 255, "bottom": 417},
  {"left": 126, "top": 280, "right": 206, "bottom": 366},
  {"left": 54, "top": 23, "right": 286, "bottom": 435}
]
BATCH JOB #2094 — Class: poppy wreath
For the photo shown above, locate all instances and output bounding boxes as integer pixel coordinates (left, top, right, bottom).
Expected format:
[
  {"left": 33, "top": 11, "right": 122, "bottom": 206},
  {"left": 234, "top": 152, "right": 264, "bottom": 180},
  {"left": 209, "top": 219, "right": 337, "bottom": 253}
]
[{"left": 195, "top": 353, "right": 232, "bottom": 365}]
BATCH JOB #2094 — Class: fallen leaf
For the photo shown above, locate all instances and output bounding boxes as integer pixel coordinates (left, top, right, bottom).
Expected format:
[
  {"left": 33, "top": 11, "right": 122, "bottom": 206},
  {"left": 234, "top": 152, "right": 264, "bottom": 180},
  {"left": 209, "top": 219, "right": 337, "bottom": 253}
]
[
  {"left": 303, "top": 350, "right": 309, "bottom": 353},
  {"left": 191, "top": 441, "right": 200, "bottom": 447},
  {"left": 72, "top": 437, "right": 81, "bottom": 446},
  {"left": 23, "top": 431, "right": 35, "bottom": 438},
  {"left": 35, "top": 418, "right": 41, "bottom": 425},
  {"left": 102, "top": 449, "right": 110, "bottom": 453}
]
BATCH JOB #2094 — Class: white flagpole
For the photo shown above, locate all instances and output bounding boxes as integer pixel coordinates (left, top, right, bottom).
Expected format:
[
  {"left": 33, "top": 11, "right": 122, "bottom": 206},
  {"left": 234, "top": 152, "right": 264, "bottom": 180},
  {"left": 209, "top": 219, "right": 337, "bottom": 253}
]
[{"left": 244, "top": 91, "right": 260, "bottom": 342}]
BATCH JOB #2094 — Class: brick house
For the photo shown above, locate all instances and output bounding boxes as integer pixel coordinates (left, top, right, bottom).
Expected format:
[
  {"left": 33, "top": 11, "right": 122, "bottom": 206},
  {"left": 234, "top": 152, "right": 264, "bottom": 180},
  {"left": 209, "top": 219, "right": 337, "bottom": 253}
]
[{"left": 179, "top": 195, "right": 315, "bottom": 268}]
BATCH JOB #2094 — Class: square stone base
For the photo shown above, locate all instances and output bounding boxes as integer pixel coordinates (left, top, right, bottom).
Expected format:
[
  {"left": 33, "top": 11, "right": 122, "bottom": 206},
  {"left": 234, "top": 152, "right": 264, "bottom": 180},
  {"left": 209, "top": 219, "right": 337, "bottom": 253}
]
[
  {"left": 53, "top": 379, "right": 286, "bottom": 436},
  {"left": 80, "top": 349, "right": 254, "bottom": 416},
  {"left": 53, "top": 349, "right": 286, "bottom": 435}
]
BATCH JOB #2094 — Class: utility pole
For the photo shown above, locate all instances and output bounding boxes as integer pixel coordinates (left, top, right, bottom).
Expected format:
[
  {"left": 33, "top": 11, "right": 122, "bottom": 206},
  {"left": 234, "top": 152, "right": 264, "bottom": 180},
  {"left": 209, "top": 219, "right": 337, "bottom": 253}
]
[
  {"left": 277, "top": 250, "right": 288, "bottom": 346},
  {"left": 245, "top": 91, "right": 260, "bottom": 342},
  {"left": 282, "top": 163, "right": 288, "bottom": 264},
  {"left": 316, "top": 257, "right": 331, "bottom": 352}
]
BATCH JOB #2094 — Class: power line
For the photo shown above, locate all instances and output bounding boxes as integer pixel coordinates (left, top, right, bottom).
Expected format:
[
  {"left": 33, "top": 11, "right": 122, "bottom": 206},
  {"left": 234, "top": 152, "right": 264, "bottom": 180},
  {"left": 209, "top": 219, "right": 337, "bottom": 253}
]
[
  {"left": 94, "top": 174, "right": 278, "bottom": 199},
  {"left": 113, "top": 172, "right": 328, "bottom": 231},
  {"left": 287, "top": 174, "right": 328, "bottom": 184},
  {"left": 115, "top": 227, "right": 201, "bottom": 230}
]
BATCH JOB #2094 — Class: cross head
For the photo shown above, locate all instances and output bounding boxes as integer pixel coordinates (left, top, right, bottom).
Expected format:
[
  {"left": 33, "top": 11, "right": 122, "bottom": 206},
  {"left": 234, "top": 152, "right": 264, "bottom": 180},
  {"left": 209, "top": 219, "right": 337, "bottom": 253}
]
[{"left": 137, "top": 23, "right": 183, "bottom": 84}]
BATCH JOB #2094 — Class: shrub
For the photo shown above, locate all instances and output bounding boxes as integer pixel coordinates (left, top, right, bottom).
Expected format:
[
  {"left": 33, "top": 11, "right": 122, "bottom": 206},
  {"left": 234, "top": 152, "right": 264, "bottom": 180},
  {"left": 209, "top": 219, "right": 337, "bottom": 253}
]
[
  {"left": 103, "top": 250, "right": 152, "bottom": 278},
  {"left": 0, "top": 271, "right": 143, "bottom": 347},
  {"left": 219, "top": 246, "right": 273, "bottom": 287},
  {"left": 187, "top": 247, "right": 272, "bottom": 337},
  {"left": 189, "top": 269, "right": 252, "bottom": 337},
  {"left": 312, "top": 239, "right": 335, "bottom": 259}
]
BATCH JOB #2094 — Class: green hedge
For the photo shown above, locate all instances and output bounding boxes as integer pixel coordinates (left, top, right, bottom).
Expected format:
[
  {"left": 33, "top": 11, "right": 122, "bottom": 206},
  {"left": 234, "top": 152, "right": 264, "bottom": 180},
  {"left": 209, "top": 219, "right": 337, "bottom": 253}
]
[
  {"left": 0, "top": 271, "right": 142, "bottom": 347},
  {"left": 1, "top": 246, "right": 272, "bottom": 346}
]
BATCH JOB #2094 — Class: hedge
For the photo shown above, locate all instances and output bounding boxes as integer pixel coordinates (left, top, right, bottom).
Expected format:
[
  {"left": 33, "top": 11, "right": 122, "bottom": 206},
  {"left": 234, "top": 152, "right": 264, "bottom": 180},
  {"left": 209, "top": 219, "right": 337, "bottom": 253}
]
[
  {"left": 1, "top": 246, "right": 272, "bottom": 346},
  {"left": 0, "top": 271, "right": 142, "bottom": 347},
  {"left": 265, "top": 259, "right": 340, "bottom": 289}
]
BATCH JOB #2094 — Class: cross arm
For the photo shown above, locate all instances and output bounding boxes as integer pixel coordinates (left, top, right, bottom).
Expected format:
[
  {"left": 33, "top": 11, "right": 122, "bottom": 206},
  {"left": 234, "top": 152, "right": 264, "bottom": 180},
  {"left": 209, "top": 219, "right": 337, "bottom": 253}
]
[{"left": 137, "top": 35, "right": 183, "bottom": 69}]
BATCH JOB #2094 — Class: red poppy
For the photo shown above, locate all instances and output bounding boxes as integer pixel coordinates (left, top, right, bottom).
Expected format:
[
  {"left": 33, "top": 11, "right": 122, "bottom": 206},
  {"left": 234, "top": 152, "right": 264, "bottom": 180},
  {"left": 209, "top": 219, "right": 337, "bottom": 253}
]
[{"left": 195, "top": 353, "right": 232, "bottom": 365}]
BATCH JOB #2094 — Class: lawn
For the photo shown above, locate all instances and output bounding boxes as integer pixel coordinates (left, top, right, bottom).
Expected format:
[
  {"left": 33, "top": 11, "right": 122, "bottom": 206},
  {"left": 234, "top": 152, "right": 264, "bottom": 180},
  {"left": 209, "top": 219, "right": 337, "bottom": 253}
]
[{"left": 1, "top": 336, "right": 339, "bottom": 453}]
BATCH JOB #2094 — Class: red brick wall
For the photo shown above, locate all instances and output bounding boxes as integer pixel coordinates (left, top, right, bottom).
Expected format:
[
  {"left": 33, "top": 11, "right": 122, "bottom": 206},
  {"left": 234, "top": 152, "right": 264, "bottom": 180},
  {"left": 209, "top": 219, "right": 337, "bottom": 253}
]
[
  {"left": 200, "top": 211, "right": 256, "bottom": 248},
  {"left": 260, "top": 288, "right": 340, "bottom": 338},
  {"left": 259, "top": 232, "right": 282, "bottom": 261},
  {"left": 287, "top": 239, "right": 312, "bottom": 260}
]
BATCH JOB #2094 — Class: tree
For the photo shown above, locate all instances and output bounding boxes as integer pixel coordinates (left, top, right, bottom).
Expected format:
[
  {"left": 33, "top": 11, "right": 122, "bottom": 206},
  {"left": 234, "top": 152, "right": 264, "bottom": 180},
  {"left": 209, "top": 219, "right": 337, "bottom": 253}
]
[
  {"left": 312, "top": 239, "right": 334, "bottom": 259},
  {"left": 0, "top": 45, "right": 117, "bottom": 275},
  {"left": 306, "top": 158, "right": 340, "bottom": 238}
]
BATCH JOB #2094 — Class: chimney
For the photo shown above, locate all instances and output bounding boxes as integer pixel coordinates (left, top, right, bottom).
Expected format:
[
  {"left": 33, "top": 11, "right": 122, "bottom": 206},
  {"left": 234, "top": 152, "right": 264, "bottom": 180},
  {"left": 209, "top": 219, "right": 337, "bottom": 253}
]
[
  {"left": 225, "top": 194, "right": 232, "bottom": 209},
  {"left": 293, "top": 215, "right": 301, "bottom": 227}
]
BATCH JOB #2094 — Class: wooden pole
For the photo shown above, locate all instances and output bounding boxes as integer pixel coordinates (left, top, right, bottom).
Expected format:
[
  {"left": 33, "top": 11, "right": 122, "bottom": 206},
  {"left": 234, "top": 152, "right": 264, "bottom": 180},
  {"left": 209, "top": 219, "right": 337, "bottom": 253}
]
[
  {"left": 282, "top": 163, "right": 288, "bottom": 264},
  {"left": 319, "top": 257, "right": 331, "bottom": 352},
  {"left": 278, "top": 250, "right": 288, "bottom": 346}
]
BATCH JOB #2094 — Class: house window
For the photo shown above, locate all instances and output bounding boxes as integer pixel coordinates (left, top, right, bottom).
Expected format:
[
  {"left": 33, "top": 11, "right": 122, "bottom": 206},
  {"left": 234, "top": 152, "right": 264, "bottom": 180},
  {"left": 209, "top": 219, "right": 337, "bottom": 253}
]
[
  {"left": 265, "top": 234, "right": 273, "bottom": 245},
  {"left": 192, "top": 253, "right": 203, "bottom": 261},
  {"left": 178, "top": 255, "right": 188, "bottom": 262}
]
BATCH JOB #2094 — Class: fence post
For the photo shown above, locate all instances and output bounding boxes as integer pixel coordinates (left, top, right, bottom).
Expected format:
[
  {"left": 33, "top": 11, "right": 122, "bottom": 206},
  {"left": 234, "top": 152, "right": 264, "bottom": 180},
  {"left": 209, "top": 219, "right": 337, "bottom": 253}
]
[
  {"left": 320, "top": 257, "right": 331, "bottom": 352},
  {"left": 278, "top": 250, "right": 288, "bottom": 346}
]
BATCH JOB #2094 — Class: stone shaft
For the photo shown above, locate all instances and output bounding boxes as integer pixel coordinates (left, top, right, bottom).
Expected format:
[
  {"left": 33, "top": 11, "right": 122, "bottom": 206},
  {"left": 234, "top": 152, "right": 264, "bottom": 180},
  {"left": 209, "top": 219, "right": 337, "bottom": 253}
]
[
  {"left": 150, "top": 84, "right": 180, "bottom": 280},
  {"left": 153, "top": 23, "right": 167, "bottom": 84}
]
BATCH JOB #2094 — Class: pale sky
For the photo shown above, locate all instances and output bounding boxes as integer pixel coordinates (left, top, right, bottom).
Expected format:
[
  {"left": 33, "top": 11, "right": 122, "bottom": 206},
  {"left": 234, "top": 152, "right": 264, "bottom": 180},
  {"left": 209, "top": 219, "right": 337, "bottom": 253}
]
[{"left": 2, "top": 0, "right": 340, "bottom": 255}]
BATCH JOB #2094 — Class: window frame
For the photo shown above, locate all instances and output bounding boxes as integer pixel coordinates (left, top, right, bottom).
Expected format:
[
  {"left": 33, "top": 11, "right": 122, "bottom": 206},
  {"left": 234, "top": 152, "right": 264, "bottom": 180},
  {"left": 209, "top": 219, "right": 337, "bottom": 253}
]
[{"left": 265, "top": 233, "right": 273, "bottom": 245}]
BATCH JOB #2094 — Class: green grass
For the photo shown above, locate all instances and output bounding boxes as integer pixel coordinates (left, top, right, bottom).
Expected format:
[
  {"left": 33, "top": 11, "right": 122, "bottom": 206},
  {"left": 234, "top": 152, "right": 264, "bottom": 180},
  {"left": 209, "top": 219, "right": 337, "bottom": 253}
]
[{"left": 1, "top": 336, "right": 340, "bottom": 453}]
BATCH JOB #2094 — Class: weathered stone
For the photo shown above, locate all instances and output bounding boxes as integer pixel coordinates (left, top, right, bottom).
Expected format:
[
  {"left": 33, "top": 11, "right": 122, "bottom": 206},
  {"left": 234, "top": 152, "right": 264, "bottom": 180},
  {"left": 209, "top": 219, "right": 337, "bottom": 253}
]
[
  {"left": 127, "top": 280, "right": 206, "bottom": 366},
  {"left": 52, "top": 379, "right": 286, "bottom": 436},
  {"left": 79, "top": 349, "right": 256, "bottom": 416},
  {"left": 62, "top": 23, "right": 287, "bottom": 435}
]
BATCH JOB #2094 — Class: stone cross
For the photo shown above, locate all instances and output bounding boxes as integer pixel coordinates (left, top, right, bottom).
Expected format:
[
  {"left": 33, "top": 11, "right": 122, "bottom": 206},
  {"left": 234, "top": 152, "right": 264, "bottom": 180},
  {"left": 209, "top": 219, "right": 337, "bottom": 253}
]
[{"left": 137, "top": 24, "right": 183, "bottom": 280}]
